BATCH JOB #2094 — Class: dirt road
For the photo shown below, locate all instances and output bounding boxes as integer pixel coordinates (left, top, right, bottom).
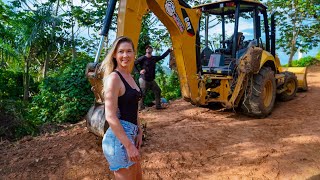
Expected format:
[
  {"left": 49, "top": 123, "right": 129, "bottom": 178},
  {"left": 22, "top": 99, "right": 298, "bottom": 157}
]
[{"left": 1, "top": 65, "right": 320, "bottom": 180}]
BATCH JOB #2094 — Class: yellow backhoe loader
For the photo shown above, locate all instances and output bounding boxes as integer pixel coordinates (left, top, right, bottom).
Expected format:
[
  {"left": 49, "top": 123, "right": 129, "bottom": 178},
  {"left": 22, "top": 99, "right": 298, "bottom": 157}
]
[{"left": 85, "top": 0, "right": 307, "bottom": 136}]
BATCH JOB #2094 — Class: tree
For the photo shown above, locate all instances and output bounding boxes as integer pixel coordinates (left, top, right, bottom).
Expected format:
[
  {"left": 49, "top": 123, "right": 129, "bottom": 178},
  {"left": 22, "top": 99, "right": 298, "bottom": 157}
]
[
  {"left": 2, "top": 0, "right": 103, "bottom": 100},
  {"left": 0, "top": 1, "right": 21, "bottom": 69},
  {"left": 266, "top": 0, "right": 320, "bottom": 66},
  {"left": 6, "top": 1, "right": 65, "bottom": 101}
]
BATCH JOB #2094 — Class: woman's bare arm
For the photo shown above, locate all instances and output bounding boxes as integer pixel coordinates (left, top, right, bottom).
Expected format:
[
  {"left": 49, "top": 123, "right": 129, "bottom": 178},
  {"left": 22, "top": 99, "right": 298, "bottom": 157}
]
[{"left": 104, "top": 73, "right": 140, "bottom": 162}]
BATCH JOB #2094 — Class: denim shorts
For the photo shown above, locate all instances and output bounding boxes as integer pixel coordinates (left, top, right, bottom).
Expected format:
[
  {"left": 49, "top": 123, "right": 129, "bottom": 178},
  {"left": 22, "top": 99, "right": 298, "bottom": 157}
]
[{"left": 102, "top": 120, "right": 138, "bottom": 171}]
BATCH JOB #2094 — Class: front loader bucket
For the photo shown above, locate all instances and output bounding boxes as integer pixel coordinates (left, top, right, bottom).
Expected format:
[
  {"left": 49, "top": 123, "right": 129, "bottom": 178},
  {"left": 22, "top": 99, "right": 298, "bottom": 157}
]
[{"left": 281, "top": 67, "right": 308, "bottom": 91}]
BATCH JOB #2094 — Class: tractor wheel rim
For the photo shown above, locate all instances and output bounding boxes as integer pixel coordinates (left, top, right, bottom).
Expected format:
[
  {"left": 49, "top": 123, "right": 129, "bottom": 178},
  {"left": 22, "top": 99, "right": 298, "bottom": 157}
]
[
  {"left": 286, "top": 80, "right": 295, "bottom": 95},
  {"left": 263, "top": 80, "right": 273, "bottom": 107}
]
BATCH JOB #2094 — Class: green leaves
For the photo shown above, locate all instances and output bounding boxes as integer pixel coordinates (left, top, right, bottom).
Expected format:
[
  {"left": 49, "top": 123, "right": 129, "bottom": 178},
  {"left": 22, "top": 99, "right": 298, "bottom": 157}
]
[
  {"left": 0, "top": 69, "right": 24, "bottom": 99},
  {"left": 292, "top": 55, "right": 320, "bottom": 67},
  {"left": 267, "top": 0, "right": 320, "bottom": 66},
  {"left": 156, "top": 68, "right": 181, "bottom": 101},
  {"left": 28, "top": 54, "right": 94, "bottom": 124},
  {"left": 0, "top": 54, "right": 94, "bottom": 139}
]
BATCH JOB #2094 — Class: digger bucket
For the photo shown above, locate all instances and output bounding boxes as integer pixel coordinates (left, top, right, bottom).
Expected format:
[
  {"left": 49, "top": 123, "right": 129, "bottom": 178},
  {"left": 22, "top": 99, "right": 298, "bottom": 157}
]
[
  {"left": 85, "top": 63, "right": 107, "bottom": 137},
  {"left": 85, "top": 103, "right": 108, "bottom": 137},
  {"left": 281, "top": 67, "right": 308, "bottom": 91}
]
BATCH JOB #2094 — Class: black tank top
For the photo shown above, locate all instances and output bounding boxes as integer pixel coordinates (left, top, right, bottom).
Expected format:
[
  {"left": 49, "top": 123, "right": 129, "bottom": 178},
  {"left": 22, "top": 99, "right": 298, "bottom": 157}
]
[{"left": 115, "top": 71, "right": 141, "bottom": 125}]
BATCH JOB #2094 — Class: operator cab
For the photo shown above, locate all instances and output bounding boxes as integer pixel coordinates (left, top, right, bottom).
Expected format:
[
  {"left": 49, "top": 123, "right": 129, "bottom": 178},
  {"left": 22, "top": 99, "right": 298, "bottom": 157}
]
[{"left": 195, "top": 0, "right": 268, "bottom": 76}]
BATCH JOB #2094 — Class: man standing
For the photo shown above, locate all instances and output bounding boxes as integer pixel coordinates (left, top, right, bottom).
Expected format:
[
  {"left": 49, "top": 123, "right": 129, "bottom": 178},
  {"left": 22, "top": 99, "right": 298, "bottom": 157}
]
[{"left": 134, "top": 45, "right": 172, "bottom": 110}]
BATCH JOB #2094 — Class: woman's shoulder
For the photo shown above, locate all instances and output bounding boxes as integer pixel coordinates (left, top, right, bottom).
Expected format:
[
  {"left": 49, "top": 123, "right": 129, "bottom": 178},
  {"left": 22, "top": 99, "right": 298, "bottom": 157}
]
[
  {"left": 103, "top": 72, "right": 121, "bottom": 85},
  {"left": 108, "top": 71, "right": 119, "bottom": 78}
]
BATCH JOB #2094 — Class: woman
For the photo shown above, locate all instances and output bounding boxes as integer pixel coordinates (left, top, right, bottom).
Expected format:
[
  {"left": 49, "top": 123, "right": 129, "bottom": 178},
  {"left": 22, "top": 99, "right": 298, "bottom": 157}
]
[{"left": 100, "top": 36, "right": 143, "bottom": 180}]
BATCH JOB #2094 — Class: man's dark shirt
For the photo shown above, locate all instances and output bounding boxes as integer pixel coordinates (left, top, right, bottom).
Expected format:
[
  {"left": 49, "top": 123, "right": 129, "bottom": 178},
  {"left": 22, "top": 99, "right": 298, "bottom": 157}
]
[{"left": 134, "top": 49, "right": 170, "bottom": 81}]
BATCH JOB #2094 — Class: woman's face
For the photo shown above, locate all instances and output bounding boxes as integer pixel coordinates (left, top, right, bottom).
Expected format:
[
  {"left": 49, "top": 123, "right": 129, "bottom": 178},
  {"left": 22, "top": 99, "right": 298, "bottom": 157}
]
[{"left": 114, "top": 42, "right": 134, "bottom": 68}]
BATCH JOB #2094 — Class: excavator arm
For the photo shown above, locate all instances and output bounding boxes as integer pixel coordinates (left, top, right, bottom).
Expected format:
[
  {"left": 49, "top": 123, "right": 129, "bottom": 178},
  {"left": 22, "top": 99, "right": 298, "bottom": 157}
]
[{"left": 116, "top": 0, "right": 206, "bottom": 104}]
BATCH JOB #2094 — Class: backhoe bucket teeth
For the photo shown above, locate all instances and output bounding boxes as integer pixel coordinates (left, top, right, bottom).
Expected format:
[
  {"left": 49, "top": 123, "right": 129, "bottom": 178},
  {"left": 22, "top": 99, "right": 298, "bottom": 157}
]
[{"left": 281, "top": 67, "right": 308, "bottom": 91}]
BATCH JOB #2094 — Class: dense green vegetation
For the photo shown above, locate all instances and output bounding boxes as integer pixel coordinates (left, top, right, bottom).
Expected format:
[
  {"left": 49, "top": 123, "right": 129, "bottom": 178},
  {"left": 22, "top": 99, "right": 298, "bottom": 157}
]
[
  {"left": 291, "top": 56, "right": 320, "bottom": 67},
  {"left": 0, "top": 54, "right": 94, "bottom": 139},
  {"left": 27, "top": 54, "right": 94, "bottom": 125}
]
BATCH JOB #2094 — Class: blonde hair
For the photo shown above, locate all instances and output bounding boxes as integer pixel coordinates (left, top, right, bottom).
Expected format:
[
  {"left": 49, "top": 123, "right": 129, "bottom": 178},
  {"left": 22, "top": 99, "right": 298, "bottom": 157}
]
[{"left": 99, "top": 36, "right": 135, "bottom": 77}]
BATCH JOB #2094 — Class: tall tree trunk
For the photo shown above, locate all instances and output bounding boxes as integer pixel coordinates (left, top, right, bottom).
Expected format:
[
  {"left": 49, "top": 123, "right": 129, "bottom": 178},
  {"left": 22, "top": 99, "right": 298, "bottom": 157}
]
[
  {"left": 23, "top": 56, "right": 30, "bottom": 101},
  {"left": 1, "top": 48, "right": 3, "bottom": 67},
  {"left": 288, "top": 43, "right": 295, "bottom": 67},
  {"left": 71, "top": 0, "right": 76, "bottom": 60},
  {"left": 288, "top": 0, "right": 297, "bottom": 67},
  {"left": 71, "top": 22, "right": 76, "bottom": 60},
  {"left": 288, "top": 32, "right": 297, "bottom": 67},
  {"left": 55, "top": 0, "right": 59, "bottom": 15},
  {"left": 43, "top": 51, "right": 49, "bottom": 78}
]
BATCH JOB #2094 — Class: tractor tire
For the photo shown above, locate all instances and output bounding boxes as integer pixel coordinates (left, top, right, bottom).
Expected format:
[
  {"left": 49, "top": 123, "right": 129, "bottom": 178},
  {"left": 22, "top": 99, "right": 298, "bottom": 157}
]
[
  {"left": 278, "top": 72, "right": 298, "bottom": 101},
  {"left": 241, "top": 67, "right": 276, "bottom": 118}
]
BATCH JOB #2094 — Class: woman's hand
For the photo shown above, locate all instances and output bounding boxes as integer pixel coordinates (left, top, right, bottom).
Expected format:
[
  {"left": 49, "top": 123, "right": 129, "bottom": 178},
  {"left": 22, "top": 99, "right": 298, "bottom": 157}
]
[
  {"left": 135, "top": 130, "right": 143, "bottom": 150},
  {"left": 126, "top": 143, "right": 140, "bottom": 162}
]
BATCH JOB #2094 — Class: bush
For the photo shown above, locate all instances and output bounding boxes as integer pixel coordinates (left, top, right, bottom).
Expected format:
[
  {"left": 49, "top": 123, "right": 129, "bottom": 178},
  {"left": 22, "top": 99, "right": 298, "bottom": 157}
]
[
  {"left": 292, "top": 56, "right": 320, "bottom": 67},
  {"left": 316, "top": 50, "right": 320, "bottom": 60},
  {"left": 0, "top": 53, "right": 95, "bottom": 140},
  {"left": 0, "top": 70, "right": 39, "bottom": 139},
  {"left": 28, "top": 54, "right": 94, "bottom": 125},
  {"left": 0, "top": 70, "right": 24, "bottom": 99},
  {"left": 0, "top": 99, "right": 36, "bottom": 140},
  {"left": 156, "top": 68, "right": 181, "bottom": 101}
]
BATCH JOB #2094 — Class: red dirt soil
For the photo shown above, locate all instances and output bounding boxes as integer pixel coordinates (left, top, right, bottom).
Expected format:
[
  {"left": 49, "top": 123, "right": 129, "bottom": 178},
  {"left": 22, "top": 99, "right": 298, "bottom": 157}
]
[{"left": 1, "top": 65, "right": 320, "bottom": 180}]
